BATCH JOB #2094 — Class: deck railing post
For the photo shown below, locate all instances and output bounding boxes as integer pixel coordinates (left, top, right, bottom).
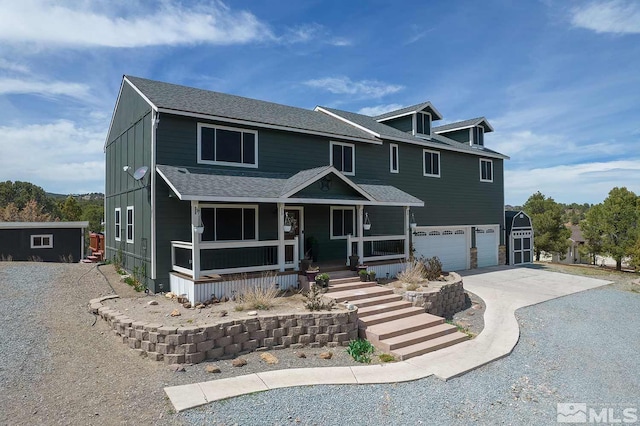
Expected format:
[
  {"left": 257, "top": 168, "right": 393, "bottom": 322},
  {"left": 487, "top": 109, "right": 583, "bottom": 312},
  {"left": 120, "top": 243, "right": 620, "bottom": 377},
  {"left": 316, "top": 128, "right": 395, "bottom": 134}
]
[
  {"left": 191, "top": 201, "right": 200, "bottom": 279},
  {"left": 346, "top": 233, "right": 352, "bottom": 265},
  {"left": 404, "top": 206, "right": 410, "bottom": 261},
  {"left": 357, "top": 205, "right": 364, "bottom": 262},
  {"left": 293, "top": 236, "right": 299, "bottom": 271},
  {"left": 277, "top": 203, "right": 285, "bottom": 272}
]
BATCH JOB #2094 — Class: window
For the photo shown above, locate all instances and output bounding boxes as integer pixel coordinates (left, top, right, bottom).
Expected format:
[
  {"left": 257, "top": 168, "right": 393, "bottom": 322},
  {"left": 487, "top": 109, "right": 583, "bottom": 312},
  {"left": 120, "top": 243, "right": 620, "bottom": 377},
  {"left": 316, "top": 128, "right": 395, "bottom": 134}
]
[
  {"left": 198, "top": 123, "right": 258, "bottom": 168},
  {"left": 480, "top": 159, "right": 493, "bottom": 182},
  {"left": 126, "top": 206, "right": 134, "bottom": 243},
  {"left": 330, "top": 207, "right": 355, "bottom": 239},
  {"left": 472, "top": 126, "right": 484, "bottom": 146},
  {"left": 201, "top": 205, "right": 258, "bottom": 241},
  {"left": 330, "top": 141, "right": 355, "bottom": 175},
  {"left": 31, "top": 234, "right": 53, "bottom": 249},
  {"left": 415, "top": 112, "right": 431, "bottom": 136},
  {"left": 423, "top": 149, "right": 440, "bottom": 177},
  {"left": 390, "top": 143, "right": 399, "bottom": 173},
  {"left": 114, "top": 208, "right": 121, "bottom": 241}
]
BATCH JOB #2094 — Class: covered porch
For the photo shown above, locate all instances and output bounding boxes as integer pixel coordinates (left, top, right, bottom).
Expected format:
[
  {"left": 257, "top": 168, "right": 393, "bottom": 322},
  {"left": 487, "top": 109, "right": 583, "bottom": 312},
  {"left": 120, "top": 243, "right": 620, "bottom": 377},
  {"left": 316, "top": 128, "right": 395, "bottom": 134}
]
[{"left": 157, "top": 164, "right": 423, "bottom": 284}]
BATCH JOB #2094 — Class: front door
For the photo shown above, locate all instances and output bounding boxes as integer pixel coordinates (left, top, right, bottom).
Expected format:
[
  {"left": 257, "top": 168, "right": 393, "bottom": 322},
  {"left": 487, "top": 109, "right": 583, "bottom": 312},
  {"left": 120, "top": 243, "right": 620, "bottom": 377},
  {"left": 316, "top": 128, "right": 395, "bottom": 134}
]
[{"left": 285, "top": 208, "right": 304, "bottom": 262}]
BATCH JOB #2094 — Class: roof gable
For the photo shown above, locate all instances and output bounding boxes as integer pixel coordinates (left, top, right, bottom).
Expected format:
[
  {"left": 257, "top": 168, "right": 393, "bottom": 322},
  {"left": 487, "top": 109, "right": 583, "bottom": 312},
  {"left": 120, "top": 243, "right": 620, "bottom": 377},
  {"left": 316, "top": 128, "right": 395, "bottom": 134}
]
[
  {"left": 433, "top": 117, "right": 494, "bottom": 134},
  {"left": 373, "top": 102, "right": 443, "bottom": 122}
]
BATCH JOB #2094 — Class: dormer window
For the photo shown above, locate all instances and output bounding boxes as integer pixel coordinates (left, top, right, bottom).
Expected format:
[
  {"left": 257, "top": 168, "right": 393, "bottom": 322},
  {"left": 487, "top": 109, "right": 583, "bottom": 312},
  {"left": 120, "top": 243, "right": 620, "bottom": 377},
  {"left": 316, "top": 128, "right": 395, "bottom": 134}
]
[
  {"left": 415, "top": 112, "right": 431, "bottom": 136},
  {"left": 472, "top": 126, "right": 484, "bottom": 146}
]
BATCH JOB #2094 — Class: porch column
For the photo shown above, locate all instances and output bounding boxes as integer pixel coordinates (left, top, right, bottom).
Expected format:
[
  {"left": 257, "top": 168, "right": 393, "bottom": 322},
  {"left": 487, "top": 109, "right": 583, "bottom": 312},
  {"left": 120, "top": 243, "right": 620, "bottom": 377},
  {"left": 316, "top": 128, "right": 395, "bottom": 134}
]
[
  {"left": 277, "top": 202, "right": 285, "bottom": 272},
  {"left": 357, "top": 204, "right": 364, "bottom": 261},
  {"left": 404, "top": 206, "right": 410, "bottom": 260},
  {"left": 191, "top": 200, "right": 201, "bottom": 279}
]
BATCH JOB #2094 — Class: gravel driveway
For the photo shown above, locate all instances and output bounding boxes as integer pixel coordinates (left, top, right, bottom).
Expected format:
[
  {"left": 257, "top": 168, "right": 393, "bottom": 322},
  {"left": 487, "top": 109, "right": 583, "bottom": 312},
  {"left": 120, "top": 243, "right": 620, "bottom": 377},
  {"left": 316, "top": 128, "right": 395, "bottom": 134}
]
[{"left": 1, "top": 262, "right": 638, "bottom": 425}]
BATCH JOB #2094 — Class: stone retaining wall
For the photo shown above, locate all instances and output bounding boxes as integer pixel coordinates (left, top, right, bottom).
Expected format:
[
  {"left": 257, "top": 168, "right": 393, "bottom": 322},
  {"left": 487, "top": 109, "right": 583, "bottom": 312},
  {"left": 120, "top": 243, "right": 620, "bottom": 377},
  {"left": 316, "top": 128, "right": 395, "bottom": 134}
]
[
  {"left": 90, "top": 297, "right": 358, "bottom": 364},
  {"left": 401, "top": 272, "right": 466, "bottom": 318}
]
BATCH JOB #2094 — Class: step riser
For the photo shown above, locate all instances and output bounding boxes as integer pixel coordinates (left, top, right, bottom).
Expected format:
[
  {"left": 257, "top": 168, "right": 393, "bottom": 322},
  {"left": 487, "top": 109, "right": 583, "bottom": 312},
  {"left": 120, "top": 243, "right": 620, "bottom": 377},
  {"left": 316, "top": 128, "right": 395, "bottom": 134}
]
[
  {"left": 379, "top": 327, "right": 457, "bottom": 351},
  {"left": 352, "top": 295, "right": 403, "bottom": 308},
  {"left": 330, "top": 289, "right": 395, "bottom": 303},
  {"left": 326, "top": 282, "right": 377, "bottom": 293},
  {"left": 357, "top": 302, "right": 413, "bottom": 317},
  {"left": 358, "top": 308, "right": 423, "bottom": 327},
  {"left": 368, "top": 317, "right": 444, "bottom": 341},
  {"left": 392, "top": 335, "right": 469, "bottom": 361}
]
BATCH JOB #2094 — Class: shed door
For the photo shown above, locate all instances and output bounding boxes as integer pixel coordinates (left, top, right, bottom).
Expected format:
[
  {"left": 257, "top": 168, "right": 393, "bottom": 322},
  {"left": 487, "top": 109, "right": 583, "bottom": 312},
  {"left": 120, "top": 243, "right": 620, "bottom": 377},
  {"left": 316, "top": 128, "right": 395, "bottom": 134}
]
[
  {"left": 476, "top": 227, "right": 499, "bottom": 267},
  {"left": 413, "top": 227, "right": 468, "bottom": 271},
  {"left": 511, "top": 230, "right": 533, "bottom": 265}
]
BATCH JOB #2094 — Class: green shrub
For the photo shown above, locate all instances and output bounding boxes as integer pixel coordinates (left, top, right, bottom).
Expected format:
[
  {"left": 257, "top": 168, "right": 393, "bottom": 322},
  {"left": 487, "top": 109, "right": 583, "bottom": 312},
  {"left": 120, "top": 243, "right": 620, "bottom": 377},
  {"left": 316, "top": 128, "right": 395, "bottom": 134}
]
[
  {"left": 303, "top": 285, "right": 335, "bottom": 311},
  {"left": 347, "top": 339, "right": 375, "bottom": 363},
  {"left": 378, "top": 353, "right": 396, "bottom": 363}
]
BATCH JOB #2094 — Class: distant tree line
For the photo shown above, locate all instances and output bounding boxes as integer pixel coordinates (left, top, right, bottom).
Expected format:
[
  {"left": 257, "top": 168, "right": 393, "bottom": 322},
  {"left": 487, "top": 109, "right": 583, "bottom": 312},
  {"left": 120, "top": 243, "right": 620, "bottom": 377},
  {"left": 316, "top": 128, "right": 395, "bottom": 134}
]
[
  {"left": 0, "top": 181, "right": 104, "bottom": 232},
  {"left": 515, "top": 187, "right": 639, "bottom": 271}
]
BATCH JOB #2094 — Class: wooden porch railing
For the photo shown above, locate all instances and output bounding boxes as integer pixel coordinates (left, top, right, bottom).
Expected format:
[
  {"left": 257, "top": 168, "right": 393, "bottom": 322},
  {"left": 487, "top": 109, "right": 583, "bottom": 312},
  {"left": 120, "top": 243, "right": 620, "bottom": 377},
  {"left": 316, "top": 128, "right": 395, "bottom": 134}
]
[{"left": 346, "top": 234, "right": 407, "bottom": 264}]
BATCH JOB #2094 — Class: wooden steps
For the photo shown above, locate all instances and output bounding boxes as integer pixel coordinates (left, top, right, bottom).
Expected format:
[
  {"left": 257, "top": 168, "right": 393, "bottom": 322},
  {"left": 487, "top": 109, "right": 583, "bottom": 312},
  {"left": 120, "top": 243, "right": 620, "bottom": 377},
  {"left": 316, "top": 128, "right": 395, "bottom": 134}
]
[{"left": 323, "top": 280, "right": 469, "bottom": 360}]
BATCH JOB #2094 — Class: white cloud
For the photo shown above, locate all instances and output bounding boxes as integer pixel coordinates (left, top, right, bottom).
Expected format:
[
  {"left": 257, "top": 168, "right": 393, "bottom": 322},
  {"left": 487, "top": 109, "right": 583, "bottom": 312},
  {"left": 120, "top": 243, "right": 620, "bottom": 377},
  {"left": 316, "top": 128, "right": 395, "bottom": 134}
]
[
  {"left": 0, "top": 120, "right": 105, "bottom": 193},
  {"left": 505, "top": 160, "right": 640, "bottom": 205},
  {"left": 304, "top": 77, "right": 403, "bottom": 99},
  {"left": 0, "top": 78, "right": 90, "bottom": 100},
  {"left": 0, "top": 0, "right": 275, "bottom": 48},
  {"left": 571, "top": 0, "right": 640, "bottom": 34},
  {"left": 358, "top": 104, "right": 404, "bottom": 116},
  {"left": 0, "top": 58, "right": 29, "bottom": 74}
]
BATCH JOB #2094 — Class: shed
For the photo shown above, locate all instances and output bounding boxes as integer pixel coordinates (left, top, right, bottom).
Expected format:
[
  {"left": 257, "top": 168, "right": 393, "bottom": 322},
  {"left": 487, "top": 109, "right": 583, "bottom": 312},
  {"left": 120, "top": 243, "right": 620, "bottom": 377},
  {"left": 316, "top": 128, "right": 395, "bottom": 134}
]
[
  {"left": 0, "top": 221, "right": 89, "bottom": 262},
  {"left": 504, "top": 211, "right": 533, "bottom": 265}
]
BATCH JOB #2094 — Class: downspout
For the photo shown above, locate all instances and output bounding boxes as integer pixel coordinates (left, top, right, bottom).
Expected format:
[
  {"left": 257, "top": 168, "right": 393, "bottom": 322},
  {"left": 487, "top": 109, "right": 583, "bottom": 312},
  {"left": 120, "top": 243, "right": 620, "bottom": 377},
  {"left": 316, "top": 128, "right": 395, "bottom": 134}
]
[{"left": 151, "top": 110, "right": 158, "bottom": 280}]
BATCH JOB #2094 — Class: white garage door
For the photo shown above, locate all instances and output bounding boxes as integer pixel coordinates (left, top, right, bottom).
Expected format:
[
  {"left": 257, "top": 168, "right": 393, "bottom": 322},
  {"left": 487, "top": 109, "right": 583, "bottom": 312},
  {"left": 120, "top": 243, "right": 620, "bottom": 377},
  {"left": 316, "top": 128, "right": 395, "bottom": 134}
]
[
  {"left": 476, "top": 227, "right": 498, "bottom": 267},
  {"left": 413, "top": 227, "right": 468, "bottom": 271}
]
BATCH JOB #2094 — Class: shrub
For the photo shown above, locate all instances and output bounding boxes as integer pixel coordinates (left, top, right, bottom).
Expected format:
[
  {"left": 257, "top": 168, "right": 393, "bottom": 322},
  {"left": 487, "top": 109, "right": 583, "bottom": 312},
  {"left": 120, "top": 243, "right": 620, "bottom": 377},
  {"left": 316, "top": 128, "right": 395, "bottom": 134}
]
[
  {"left": 347, "top": 339, "right": 375, "bottom": 363},
  {"left": 303, "top": 284, "right": 335, "bottom": 311},
  {"left": 237, "top": 271, "right": 280, "bottom": 310},
  {"left": 378, "top": 353, "right": 396, "bottom": 363},
  {"left": 421, "top": 256, "right": 443, "bottom": 281},
  {"left": 59, "top": 254, "right": 74, "bottom": 263},
  {"left": 397, "top": 260, "right": 426, "bottom": 285}
]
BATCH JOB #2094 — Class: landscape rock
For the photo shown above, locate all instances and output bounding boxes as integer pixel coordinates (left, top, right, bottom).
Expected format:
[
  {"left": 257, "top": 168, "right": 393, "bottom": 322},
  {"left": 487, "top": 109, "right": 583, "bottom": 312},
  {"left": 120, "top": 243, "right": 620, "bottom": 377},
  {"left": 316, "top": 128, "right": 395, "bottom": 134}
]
[
  {"left": 232, "top": 358, "right": 247, "bottom": 367},
  {"left": 296, "top": 352, "right": 307, "bottom": 358},
  {"left": 219, "top": 310, "right": 228, "bottom": 317},
  {"left": 147, "top": 300, "right": 158, "bottom": 306},
  {"left": 205, "top": 364, "right": 221, "bottom": 373},
  {"left": 170, "top": 309, "right": 181, "bottom": 317},
  {"left": 319, "top": 352, "right": 333, "bottom": 360},
  {"left": 182, "top": 302, "right": 191, "bottom": 309},
  {"left": 165, "top": 292, "right": 176, "bottom": 299},
  {"left": 169, "top": 364, "right": 185, "bottom": 372},
  {"left": 259, "top": 352, "right": 279, "bottom": 364},
  {"left": 195, "top": 304, "right": 205, "bottom": 309},
  {"left": 247, "top": 310, "right": 258, "bottom": 316}
]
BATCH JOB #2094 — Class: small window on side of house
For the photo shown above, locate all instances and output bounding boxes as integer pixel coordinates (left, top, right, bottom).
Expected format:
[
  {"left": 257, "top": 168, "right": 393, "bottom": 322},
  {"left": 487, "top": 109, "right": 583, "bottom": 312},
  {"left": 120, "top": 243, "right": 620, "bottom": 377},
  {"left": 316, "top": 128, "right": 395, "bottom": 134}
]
[
  {"left": 126, "top": 206, "right": 134, "bottom": 243},
  {"left": 423, "top": 149, "right": 441, "bottom": 177},
  {"left": 473, "top": 126, "right": 484, "bottom": 146},
  {"left": 415, "top": 112, "right": 431, "bottom": 136},
  {"left": 31, "top": 234, "right": 53, "bottom": 249},
  {"left": 390, "top": 143, "right": 399, "bottom": 173},
  {"left": 114, "top": 208, "right": 121, "bottom": 241},
  {"left": 330, "top": 141, "right": 355, "bottom": 176},
  {"left": 480, "top": 159, "right": 493, "bottom": 182}
]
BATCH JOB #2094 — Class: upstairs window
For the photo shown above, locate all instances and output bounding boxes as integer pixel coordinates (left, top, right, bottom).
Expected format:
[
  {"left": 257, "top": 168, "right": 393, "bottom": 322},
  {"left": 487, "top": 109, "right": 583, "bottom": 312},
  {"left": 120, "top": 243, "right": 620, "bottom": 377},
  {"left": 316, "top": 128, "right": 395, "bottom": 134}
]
[
  {"left": 126, "top": 206, "right": 134, "bottom": 243},
  {"left": 423, "top": 149, "right": 440, "bottom": 177},
  {"left": 31, "top": 234, "right": 53, "bottom": 249},
  {"left": 472, "top": 126, "right": 484, "bottom": 146},
  {"left": 201, "top": 205, "right": 257, "bottom": 241},
  {"left": 331, "top": 207, "right": 355, "bottom": 239},
  {"left": 114, "top": 208, "right": 121, "bottom": 241},
  {"left": 330, "top": 141, "right": 355, "bottom": 176},
  {"left": 480, "top": 159, "right": 493, "bottom": 182},
  {"left": 390, "top": 143, "right": 399, "bottom": 173},
  {"left": 415, "top": 112, "right": 431, "bottom": 136},
  {"left": 198, "top": 123, "right": 258, "bottom": 168}
]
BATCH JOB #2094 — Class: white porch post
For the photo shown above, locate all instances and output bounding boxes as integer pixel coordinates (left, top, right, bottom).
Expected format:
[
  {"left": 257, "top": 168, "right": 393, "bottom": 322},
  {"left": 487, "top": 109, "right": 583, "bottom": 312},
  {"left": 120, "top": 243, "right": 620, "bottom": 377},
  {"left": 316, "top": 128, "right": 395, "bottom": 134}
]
[
  {"left": 404, "top": 206, "right": 410, "bottom": 260},
  {"left": 191, "top": 200, "right": 201, "bottom": 279},
  {"left": 346, "top": 233, "right": 352, "bottom": 266},
  {"left": 357, "top": 204, "right": 364, "bottom": 261},
  {"left": 293, "top": 236, "right": 300, "bottom": 271},
  {"left": 277, "top": 202, "right": 285, "bottom": 272}
]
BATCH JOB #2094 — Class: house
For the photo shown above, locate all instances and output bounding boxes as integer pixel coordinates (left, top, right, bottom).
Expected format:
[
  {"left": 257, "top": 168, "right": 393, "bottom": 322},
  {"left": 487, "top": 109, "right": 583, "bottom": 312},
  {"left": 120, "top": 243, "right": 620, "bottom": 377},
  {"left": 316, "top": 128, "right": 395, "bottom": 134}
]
[
  {"left": 504, "top": 211, "right": 534, "bottom": 265},
  {"left": 552, "top": 225, "right": 587, "bottom": 264},
  {"left": 0, "top": 221, "right": 89, "bottom": 262},
  {"left": 104, "top": 76, "right": 509, "bottom": 299}
]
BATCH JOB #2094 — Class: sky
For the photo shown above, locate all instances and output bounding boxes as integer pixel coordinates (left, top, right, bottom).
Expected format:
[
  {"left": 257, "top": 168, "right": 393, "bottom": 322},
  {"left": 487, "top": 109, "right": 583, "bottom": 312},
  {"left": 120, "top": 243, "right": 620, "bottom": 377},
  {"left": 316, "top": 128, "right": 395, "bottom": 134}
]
[{"left": 0, "top": 0, "right": 638, "bottom": 206}]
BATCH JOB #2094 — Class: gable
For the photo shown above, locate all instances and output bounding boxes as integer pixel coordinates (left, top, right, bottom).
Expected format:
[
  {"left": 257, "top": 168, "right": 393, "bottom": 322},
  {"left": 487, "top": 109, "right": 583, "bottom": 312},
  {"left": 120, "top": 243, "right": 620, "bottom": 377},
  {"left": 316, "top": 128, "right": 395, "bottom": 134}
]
[
  {"left": 106, "top": 80, "right": 154, "bottom": 148},
  {"left": 289, "top": 172, "right": 369, "bottom": 201}
]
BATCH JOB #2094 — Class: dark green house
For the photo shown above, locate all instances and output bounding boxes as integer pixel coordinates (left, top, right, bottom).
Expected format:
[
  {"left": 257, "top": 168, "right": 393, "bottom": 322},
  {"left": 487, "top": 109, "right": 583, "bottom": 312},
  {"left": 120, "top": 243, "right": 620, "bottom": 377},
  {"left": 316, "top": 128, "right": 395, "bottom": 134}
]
[{"left": 104, "top": 76, "right": 508, "bottom": 301}]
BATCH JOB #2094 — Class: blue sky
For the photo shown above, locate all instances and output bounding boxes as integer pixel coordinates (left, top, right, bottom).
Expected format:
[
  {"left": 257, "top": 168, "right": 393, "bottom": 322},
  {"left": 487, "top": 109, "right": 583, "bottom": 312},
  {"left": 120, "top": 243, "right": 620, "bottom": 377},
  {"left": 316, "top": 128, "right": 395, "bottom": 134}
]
[{"left": 0, "top": 0, "right": 638, "bottom": 205}]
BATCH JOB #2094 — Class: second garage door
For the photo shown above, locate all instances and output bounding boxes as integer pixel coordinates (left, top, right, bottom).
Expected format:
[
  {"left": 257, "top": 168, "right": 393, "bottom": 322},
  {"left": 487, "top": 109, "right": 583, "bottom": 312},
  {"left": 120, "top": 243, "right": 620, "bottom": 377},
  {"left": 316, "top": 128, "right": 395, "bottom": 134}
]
[
  {"left": 476, "top": 227, "right": 499, "bottom": 267},
  {"left": 413, "top": 227, "right": 468, "bottom": 271}
]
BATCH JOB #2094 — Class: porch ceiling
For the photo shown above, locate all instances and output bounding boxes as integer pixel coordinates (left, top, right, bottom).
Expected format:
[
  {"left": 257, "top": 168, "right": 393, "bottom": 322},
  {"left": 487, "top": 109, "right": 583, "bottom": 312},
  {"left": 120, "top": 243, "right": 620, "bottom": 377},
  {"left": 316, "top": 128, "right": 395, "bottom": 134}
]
[{"left": 156, "top": 164, "right": 424, "bottom": 206}]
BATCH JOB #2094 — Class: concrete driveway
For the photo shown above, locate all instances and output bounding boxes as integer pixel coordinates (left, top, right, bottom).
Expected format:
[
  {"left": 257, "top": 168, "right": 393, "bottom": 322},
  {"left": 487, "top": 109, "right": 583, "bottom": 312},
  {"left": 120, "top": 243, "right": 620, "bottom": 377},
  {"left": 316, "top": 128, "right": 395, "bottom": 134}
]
[{"left": 166, "top": 265, "right": 612, "bottom": 411}]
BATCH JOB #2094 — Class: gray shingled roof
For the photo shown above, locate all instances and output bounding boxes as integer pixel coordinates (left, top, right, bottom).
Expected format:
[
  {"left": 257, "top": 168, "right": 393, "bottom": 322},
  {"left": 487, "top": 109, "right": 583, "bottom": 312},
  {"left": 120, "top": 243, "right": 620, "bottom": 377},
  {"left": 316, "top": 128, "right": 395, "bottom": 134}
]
[
  {"left": 433, "top": 117, "right": 493, "bottom": 133},
  {"left": 156, "top": 165, "right": 423, "bottom": 205},
  {"left": 373, "top": 102, "right": 443, "bottom": 121},
  {"left": 125, "top": 76, "right": 379, "bottom": 143}
]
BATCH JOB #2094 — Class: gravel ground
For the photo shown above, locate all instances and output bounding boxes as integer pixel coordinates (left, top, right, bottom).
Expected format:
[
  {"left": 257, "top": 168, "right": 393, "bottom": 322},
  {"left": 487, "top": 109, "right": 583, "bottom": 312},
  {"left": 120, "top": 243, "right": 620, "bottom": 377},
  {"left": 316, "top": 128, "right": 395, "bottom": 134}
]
[{"left": 1, "top": 261, "right": 637, "bottom": 425}]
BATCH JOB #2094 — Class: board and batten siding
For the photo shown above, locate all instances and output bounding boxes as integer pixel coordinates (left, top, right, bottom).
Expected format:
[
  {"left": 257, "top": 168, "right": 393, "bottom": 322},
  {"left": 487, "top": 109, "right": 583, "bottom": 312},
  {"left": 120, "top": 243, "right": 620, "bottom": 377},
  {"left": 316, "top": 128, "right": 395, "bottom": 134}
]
[{"left": 0, "top": 227, "right": 84, "bottom": 262}]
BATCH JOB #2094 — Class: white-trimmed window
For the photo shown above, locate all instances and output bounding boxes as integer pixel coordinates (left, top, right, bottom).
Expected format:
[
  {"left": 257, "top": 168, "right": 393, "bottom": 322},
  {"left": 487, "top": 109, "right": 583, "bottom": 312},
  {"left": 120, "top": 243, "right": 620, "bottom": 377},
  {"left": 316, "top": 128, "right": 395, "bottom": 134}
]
[
  {"left": 114, "top": 208, "right": 121, "bottom": 241},
  {"left": 330, "top": 206, "right": 355, "bottom": 239},
  {"left": 480, "top": 159, "right": 493, "bottom": 182},
  {"left": 198, "top": 123, "right": 258, "bottom": 168},
  {"left": 415, "top": 112, "right": 431, "bottom": 136},
  {"left": 31, "top": 234, "right": 53, "bottom": 249},
  {"left": 330, "top": 141, "right": 355, "bottom": 176},
  {"left": 423, "top": 149, "right": 440, "bottom": 177},
  {"left": 390, "top": 143, "right": 399, "bottom": 173},
  {"left": 126, "top": 206, "right": 134, "bottom": 243},
  {"left": 472, "top": 126, "right": 484, "bottom": 146},
  {"left": 201, "top": 205, "right": 258, "bottom": 241}
]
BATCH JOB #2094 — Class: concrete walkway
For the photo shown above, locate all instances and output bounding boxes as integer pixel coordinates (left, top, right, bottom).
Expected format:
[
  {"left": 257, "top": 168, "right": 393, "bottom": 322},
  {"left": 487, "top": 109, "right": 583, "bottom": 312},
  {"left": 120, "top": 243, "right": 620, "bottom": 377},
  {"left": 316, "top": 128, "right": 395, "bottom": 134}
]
[{"left": 165, "top": 265, "right": 611, "bottom": 412}]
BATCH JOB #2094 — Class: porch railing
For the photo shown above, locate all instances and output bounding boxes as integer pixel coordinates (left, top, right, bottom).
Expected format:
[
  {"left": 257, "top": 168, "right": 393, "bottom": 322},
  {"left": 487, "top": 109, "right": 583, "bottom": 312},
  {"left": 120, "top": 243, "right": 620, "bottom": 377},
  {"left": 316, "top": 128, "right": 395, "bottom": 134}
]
[
  {"left": 170, "top": 237, "right": 299, "bottom": 279},
  {"left": 346, "top": 234, "right": 407, "bottom": 264}
]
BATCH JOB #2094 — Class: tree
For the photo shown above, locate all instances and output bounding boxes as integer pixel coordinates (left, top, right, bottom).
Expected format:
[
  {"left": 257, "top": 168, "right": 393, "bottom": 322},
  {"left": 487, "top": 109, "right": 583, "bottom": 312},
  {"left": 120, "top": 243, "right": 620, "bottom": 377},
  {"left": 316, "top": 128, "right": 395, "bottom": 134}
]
[
  {"left": 60, "top": 196, "right": 82, "bottom": 221},
  {"left": 0, "top": 181, "right": 57, "bottom": 215},
  {"left": 523, "top": 191, "right": 571, "bottom": 261},
  {"left": 82, "top": 203, "right": 104, "bottom": 232},
  {"left": 581, "top": 204, "right": 605, "bottom": 265},
  {"left": 596, "top": 187, "right": 638, "bottom": 271},
  {"left": 18, "top": 199, "right": 53, "bottom": 222}
]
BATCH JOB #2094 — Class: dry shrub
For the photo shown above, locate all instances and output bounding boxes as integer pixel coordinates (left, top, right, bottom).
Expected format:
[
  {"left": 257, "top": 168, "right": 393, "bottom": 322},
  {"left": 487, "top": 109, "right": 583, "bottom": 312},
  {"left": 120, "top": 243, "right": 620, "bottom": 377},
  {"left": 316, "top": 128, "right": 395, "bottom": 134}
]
[
  {"left": 237, "top": 271, "right": 281, "bottom": 310},
  {"left": 397, "top": 260, "right": 426, "bottom": 285},
  {"left": 59, "top": 254, "right": 74, "bottom": 263},
  {"left": 28, "top": 255, "right": 43, "bottom": 262},
  {"left": 0, "top": 254, "right": 13, "bottom": 262}
]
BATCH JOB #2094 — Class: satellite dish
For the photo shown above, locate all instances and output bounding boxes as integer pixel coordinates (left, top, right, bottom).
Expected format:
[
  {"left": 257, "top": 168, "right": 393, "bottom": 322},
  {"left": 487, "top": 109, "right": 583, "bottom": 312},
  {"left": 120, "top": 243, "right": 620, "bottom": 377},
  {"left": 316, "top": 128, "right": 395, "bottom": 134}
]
[{"left": 133, "top": 166, "right": 149, "bottom": 181}]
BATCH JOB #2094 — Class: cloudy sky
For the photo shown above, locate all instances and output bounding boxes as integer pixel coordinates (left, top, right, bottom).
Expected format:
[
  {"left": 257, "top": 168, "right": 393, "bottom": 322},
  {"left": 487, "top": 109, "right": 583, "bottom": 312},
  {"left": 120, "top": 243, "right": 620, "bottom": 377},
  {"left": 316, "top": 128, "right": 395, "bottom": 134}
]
[{"left": 0, "top": 0, "right": 638, "bottom": 205}]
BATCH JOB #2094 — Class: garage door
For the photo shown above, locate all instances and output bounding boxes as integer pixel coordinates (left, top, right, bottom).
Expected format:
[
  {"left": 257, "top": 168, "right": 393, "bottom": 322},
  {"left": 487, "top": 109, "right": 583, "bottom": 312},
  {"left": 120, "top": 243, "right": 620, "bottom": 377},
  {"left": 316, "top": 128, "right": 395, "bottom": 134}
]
[
  {"left": 413, "top": 227, "right": 468, "bottom": 271},
  {"left": 476, "top": 227, "right": 498, "bottom": 267}
]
